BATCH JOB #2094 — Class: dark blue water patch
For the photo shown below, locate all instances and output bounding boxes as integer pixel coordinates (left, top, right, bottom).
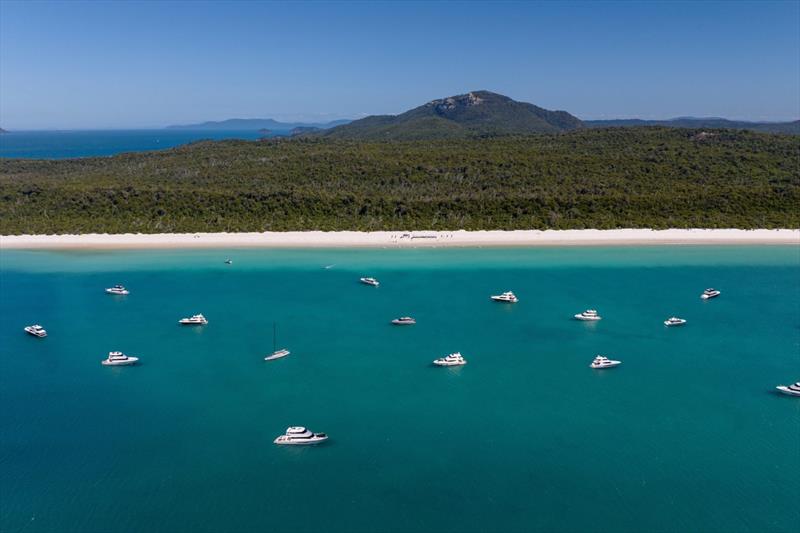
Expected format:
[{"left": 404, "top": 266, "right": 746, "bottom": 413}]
[{"left": 0, "top": 130, "right": 269, "bottom": 159}]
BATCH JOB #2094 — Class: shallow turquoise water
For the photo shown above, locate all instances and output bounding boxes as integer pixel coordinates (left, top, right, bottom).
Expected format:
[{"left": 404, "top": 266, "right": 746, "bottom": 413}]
[{"left": 1, "top": 246, "right": 799, "bottom": 533}]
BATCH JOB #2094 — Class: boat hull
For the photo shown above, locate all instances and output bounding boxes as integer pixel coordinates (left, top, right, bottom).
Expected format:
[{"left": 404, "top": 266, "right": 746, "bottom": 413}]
[
  {"left": 274, "top": 435, "right": 328, "bottom": 445},
  {"left": 591, "top": 361, "right": 621, "bottom": 369},
  {"left": 265, "top": 350, "right": 290, "bottom": 361},
  {"left": 102, "top": 357, "right": 138, "bottom": 366},
  {"left": 776, "top": 386, "right": 800, "bottom": 397},
  {"left": 574, "top": 316, "right": 601, "bottom": 321},
  {"left": 24, "top": 329, "right": 46, "bottom": 338}
]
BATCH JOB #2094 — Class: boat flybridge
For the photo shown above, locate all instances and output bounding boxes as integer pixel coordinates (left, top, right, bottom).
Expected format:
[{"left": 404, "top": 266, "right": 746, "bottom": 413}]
[
  {"left": 274, "top": 426, "right": 329, "bottom": 445},
  {"left": 105, "top": 285, "right": 129, "bottom": 295},
  {"left": 490, "top": 291, "right": 518, "bottom": 303},
  {"left": 360, "top": 277, "right": 380, "bottom": 287},
  {"left": 701, "top": 288, "right": 721, "bottom": 300},
  {"left": 775, "top": 382, "right": 800, "bottom": 397},
  {"left": 433, "top": 352, "right": 467, "bottom": 366},
  {"left": 24, "top": 324, "right": 47, "bottom": 338},
  {"left": 574, "top": 309, "right": 601, "bottom": 321},
  {"left": 590, "top": 355, "right": 621, "bottom": 369},
  {"left": 265, "top": 323, "right": 290, "bottom": 361},
  {"left": 179, "top": 314, "right": 208, "bottom": 325},
  {"left": 101, "top": 351, "right": 139, "bottom": 366},
  {"left": 391, "top": 317, "right": 416, "bottom": 325},
  {"left": 664, "top": 316, "right": 687, "bottom": 327}
]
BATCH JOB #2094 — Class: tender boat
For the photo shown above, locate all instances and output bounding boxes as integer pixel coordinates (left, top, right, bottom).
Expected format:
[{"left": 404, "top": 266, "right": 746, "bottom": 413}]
[
  {"left": 24, "top": 324, "right": 47, "bottom": 338},
  {"left": 224, "top": 259, "right": 233, "bottom": 265},
  {"left": 590, "top": 355, "right": 621, "bottom": 369},
  {"left": 664, "top": 316, "right": 687, "bottom": 327},
  {"left": 265, "top": 323, "right": 290, "bottom": 361},
  {"left": 273, "top": 426, "right": 329, "bottom": 445},
  {"left": 101, "top": 351, "right": 139, "bottom": 366},
  {"left": 490, "top": 291, "right": 518, "bottom": 303},
  {"left": 701, "top": 288, "right": 721, "bottom": 300},
  {"left": 391, "top": 317, "right": 416, "bottom": 325},
  {"left": 179, "top": 313, "right": 208, "bottom": 325},
  {"left": 433, "top": 352, "right": 467, "bottom": 366},
  {"left": 574, "top": 309, "right": 601, "bottom": 321},
  {"left": 775, "top": 382, "right": 800, "bottom": 397},
  {"left": 360, "top": 277, "right": 380, "bottom": 287},
  {"left": 105, "top": 284, "right": 129, "bottom": 295}
]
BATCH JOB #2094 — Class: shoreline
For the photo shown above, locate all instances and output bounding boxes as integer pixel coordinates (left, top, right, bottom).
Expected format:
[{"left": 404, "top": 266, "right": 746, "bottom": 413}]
[{"left": 1, "top": 229, "right": 798, "bottom": 250}]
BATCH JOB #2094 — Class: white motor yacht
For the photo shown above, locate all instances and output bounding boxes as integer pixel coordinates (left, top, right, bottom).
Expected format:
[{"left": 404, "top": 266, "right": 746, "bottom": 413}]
[
  {"left": 105, "top": 284, "right": 129, "bottom": 295},
  {"left": 590, "top": 355, "right": 621, "bottom": 369},
  {"left": 274, "top": 426, "right": 329, "bottom": 445},
  {"left": 701, "top": 288, "right": 721, "bottom": 300},
  {"left": 433, "top": 352, "right": 467, "bottom": 366},
  {"left": 664, "top": 316, "right": 687, "bottom": 327},
  {"left": 391, "top": 317, "right": 416, "bottom": 325},
  {"left": 101, "top": 351, "right": 139, "bottom": 366},
  {"left": 775, "top": 382, "right": 800, "bottom": 397},
  {"left": 24, "top": 324, "right": 47, "bottom": 338},
  {"left": 360, "top": 277, "right": 380, "bottom": 287},
  {"left": 574, "top": 309, "right": 601, "bottom": 321},
  {"left": 490, "top": 291, "right": 518, "bottom": 303},
  {"left": 179, "top": 314, "right": 208, "bottom": 325}
]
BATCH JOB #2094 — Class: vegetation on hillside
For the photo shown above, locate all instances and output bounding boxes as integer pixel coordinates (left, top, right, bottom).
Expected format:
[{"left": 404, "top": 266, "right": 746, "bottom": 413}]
[{"left": 0, "top": 127, "right": 798, "bottom": 234}]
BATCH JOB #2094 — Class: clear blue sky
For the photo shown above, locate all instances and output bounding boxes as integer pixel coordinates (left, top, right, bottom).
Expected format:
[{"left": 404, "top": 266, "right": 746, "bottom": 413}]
[{"left": 1, "top": 0, "right": 798, "bottom": 129}]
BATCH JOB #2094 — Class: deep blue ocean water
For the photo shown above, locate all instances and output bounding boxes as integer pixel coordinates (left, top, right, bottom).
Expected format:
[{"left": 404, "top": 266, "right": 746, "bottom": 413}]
[
  {"left": 0, "top": 130, "right": 265, "bottom": 159},
  {"left": 1, "top": 246, "right": 799, "bottom": 532}
]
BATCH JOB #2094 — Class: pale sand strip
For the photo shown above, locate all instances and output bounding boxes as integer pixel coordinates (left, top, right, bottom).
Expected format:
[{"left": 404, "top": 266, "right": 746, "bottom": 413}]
[{"left": 0, "top": 229, "right": 798, "bottom": 250}]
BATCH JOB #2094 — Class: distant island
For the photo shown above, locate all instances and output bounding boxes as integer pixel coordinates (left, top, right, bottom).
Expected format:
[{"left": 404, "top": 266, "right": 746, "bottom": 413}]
[
  {"left": 166, "top": 118, "right": 350, "bottom": 132},
  {"left": 0, "top": 128, "right": 7, "bottom": 134}
]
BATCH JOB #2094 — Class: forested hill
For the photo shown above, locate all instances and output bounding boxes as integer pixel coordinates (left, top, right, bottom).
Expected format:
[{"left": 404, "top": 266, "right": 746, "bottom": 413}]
[
  {"left": 320, "top": 91, "right": 584, "bottom": 140},
  {"left": 1, "top": 127, "right": 798, "bottom": 234},
  {"left": 586, "top": 118, "right": 800, "bottom": 135}
]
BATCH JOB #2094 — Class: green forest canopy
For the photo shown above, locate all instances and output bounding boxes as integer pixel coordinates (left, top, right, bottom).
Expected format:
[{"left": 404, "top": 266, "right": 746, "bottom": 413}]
[{"left": 1, "top": 127, "right": 798, "bottom": 234}]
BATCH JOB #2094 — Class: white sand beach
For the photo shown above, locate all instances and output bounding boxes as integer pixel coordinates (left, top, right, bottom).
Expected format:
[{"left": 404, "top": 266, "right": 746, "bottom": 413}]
[{"left": 1, "top": 229, "right": 797, "bottom": 250}]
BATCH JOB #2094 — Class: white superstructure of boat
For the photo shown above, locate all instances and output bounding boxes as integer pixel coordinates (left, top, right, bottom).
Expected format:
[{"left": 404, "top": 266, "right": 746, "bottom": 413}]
[
  {"left": 490, "top": 291, "right": 518, "bottom": 303},
  {"left": 664, "top": 317, "right": 687, "bottom": 327},
  {"left": 775, "top": 382, "right": 800, "bottom": 397},
  {"left": 273, "top": 426, "right": 329, "bottom": 445},
  {"left": 574, "top": 309, "right": 601, "bottom": 321},
  {"left": 433, "top": 352, "right": 467, "bottom": 366},
  {"left": 391, "top": 317, "right": 416, "bottom": 325},
  {"left": 360, "top": 277, "right": 380, "bottom": 287},
  {"left": 179, "top": 314, "right": 208, "bottom": 325},
  {"left": 101, "top": 351, "right": 139, "bottom": 366},
  {"left": 701, "top": 288, "right": 721, "bottom": 300},
  {"left": 105, "top": 285, "right": 129, "bottom": 295},
  {"left": 24, "top": 324, "right": 47, "bottom": 338},
  {"left": 590, "top": 355, "right": 621, "bottom": 369}
]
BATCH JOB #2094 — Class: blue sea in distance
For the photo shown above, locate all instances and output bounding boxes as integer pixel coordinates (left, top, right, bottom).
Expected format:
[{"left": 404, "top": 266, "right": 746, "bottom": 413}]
[
  {"left": 1, "top": 246, "right": 799, "bottom": 533},
  {"left": 0, "top": 130, "right": 266, "bottom": 159}
]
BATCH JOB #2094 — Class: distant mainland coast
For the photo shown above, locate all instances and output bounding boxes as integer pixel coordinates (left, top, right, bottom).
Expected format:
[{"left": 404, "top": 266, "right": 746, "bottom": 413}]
[{"left": 1, "top": 229, "right": 798, "bottom": 250}]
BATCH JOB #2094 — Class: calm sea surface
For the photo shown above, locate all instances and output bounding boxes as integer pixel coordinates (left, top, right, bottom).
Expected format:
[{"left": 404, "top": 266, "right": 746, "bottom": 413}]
[
  {"left": 0, "top": 130, "right": 265, "bottom": 159},
  {"left": 1, "top": 246, "right": 798, "bottom": 533}
]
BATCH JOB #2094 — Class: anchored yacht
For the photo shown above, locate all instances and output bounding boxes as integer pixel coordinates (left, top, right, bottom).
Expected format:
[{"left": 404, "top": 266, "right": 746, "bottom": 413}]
[
  {"left": 590, "top": 355, "right": 621, "bottom": 369},
  {"left": 265, "top": 323, "right": 290, "bottom": 361},
  {"left": 490, "top": 291, "right": 518, "bottom": 303},
  {"left": 664, "top": 317, "right": 687, "bottom": 327},
  {"left": 24, "top": 324, "right": 47, "bottom": 338},
  {"left": 274, "top": 426, "right": 329, "bottom": 445},
  {"left": 775, "top": 382, "right": 800, "bottom": 397},
  {"left": 433, "top": 352, "right": 467, "bottom": 366},
  {"left": 391, "top": 317, "right": 416, "bottom": 325},
  {"left": 101, "top": 351, "right": 139, "bottom": 366},
  {"left": 360, "top": 277, "right": 380, "bottom": 287},
  {"left": 701, "top": 288, "right": 721, "bottom": 300},
  {"left": 179, "top": 314, "right": 208, "bottom": 325},
  {"left": 105, "top": 285, "right": 129, "bottom": 295},
  {"left": 574, "top": 309, "right": 601, "bottom": 321}
]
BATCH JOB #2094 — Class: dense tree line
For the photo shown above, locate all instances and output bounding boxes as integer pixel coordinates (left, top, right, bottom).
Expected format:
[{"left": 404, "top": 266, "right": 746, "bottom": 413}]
[{"left": 0, "top": 127, "right": 798, "bottom": 234}]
